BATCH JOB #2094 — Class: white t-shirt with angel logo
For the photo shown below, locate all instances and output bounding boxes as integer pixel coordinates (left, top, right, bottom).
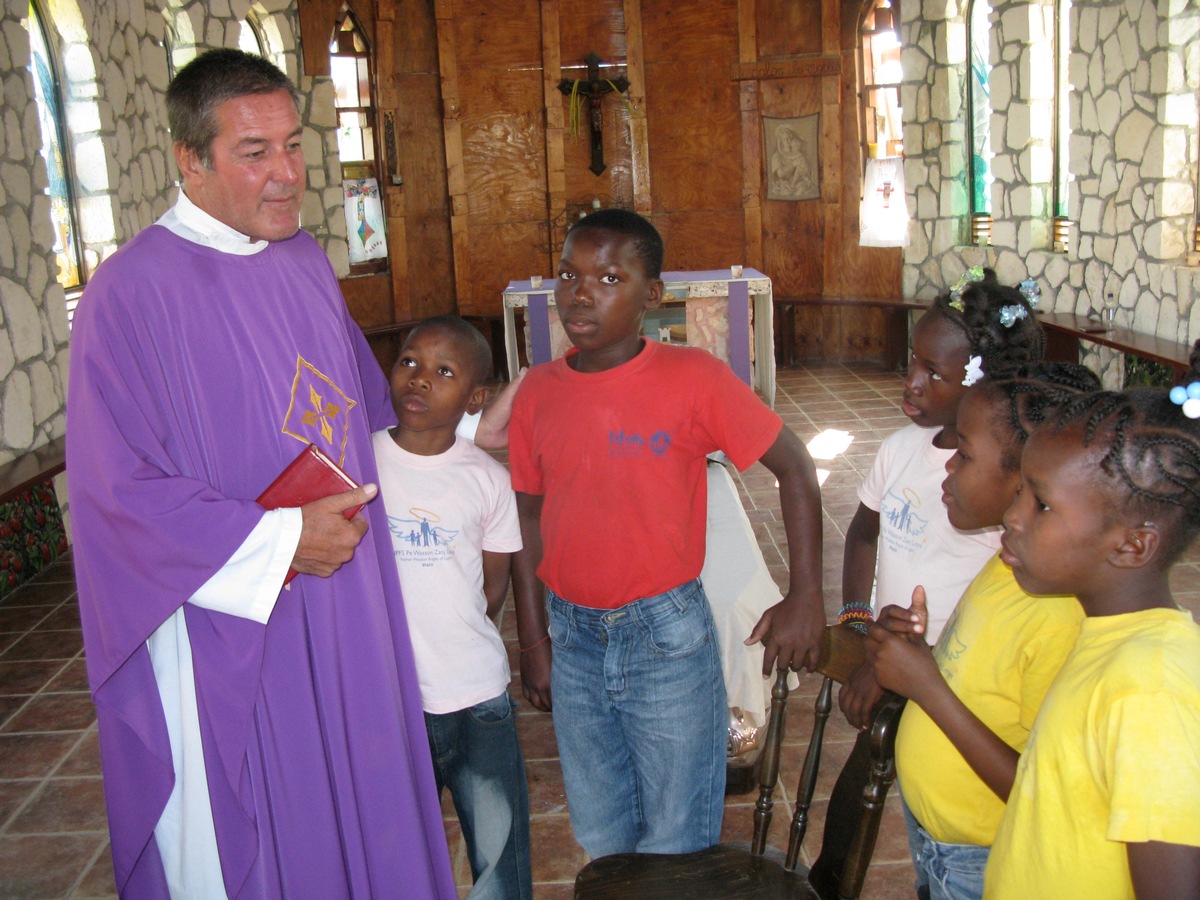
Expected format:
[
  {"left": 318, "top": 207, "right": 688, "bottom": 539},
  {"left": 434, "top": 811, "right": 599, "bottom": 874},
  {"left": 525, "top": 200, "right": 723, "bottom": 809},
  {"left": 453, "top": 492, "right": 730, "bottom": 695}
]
[
  {"left": 858, "top": 423, "right": 1000, "bottom": 641},
  {"left": 373, "top": 431, "right": 522, "bottom": 714}
]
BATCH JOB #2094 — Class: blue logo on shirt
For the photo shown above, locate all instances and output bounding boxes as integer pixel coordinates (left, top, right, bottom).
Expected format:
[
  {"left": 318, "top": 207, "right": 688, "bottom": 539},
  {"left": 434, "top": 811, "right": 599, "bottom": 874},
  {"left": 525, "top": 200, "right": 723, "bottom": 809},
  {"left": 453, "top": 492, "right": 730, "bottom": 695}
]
[
  {"left": 609, "top": 429, "right": 672, "bottom": 458},
  {"left": 880, "top": 488, "right": 929, "bottom": 538}
]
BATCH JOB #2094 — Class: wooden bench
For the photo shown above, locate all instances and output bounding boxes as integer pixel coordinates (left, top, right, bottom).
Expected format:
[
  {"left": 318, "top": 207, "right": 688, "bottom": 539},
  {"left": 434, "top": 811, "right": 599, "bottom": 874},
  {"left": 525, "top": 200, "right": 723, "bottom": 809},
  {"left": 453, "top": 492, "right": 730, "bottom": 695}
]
[
  {"left": 773, "top": 295, "right": 929, "bottom": 369},
  {"left": 1037, "top": 312, "right": 1192, "bottom": 384},
  {"left": 0, "top": 435, "right": 66, "bottom": 506}
]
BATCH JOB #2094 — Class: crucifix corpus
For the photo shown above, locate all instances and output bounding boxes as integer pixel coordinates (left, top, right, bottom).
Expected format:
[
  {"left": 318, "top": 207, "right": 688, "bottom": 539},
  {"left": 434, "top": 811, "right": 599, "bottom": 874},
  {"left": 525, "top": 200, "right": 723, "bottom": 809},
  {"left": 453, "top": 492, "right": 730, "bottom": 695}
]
[{"left": 558, "top": 51, "right": 629, "bottom": 176}]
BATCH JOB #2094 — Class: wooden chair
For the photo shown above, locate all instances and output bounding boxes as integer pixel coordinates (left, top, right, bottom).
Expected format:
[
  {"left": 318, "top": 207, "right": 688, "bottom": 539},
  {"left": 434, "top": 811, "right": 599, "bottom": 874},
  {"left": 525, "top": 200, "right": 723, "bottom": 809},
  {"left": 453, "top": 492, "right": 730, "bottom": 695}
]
[{"left": 574, "top": 624, "right": 907, "bottom": 900}]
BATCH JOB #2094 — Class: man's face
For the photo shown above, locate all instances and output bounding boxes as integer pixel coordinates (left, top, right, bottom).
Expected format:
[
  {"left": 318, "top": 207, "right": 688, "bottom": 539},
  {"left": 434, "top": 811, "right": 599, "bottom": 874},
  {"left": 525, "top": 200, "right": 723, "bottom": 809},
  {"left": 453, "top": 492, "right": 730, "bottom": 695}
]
[{"left": 175, "top": 89, "right": 305, "bottom": 242}]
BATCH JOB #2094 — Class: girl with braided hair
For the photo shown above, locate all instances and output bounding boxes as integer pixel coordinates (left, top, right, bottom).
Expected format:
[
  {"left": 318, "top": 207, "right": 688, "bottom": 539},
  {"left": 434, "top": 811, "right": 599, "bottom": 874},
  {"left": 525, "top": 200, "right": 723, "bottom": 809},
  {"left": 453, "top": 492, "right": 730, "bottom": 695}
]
[
  {"left": 838, "top": 268, "right": 1045, "bottom": 729},
  {"left": 979, "top": 354, "right": 1200, "bottom": 899},
  {"left": 865, "top": 363, "right": 1096, "bottom": 900}
]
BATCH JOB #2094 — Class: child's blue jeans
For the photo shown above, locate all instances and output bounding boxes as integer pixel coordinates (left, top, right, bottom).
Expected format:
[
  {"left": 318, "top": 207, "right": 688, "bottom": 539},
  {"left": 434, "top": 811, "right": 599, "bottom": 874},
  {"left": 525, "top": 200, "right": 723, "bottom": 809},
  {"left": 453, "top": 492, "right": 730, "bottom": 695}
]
[
  {"left": 546, "top": 579, "right": 726, "bottom": 858},
  {"left": 425, "top": 692, "right": 532, "bottom": 900},
  {"left": 901, "top": 793, "right": 988, "bottom": 900}
]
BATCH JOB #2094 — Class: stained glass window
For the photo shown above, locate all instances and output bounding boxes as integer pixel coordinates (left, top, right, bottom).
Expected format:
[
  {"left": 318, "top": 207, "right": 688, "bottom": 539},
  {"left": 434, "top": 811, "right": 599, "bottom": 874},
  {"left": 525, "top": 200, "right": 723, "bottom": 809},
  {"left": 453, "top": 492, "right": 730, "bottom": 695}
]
[
  {"left": 27, "top": 1, "right": 82, "bottom": 289},
  {"left": 968, "top": 0, "right": 993, "bottom": 217}
]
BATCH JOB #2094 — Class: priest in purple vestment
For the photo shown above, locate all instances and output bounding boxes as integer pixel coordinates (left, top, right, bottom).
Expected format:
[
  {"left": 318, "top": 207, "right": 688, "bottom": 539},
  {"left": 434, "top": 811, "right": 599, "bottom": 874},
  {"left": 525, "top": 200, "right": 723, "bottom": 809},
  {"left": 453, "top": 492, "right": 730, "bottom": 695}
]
[{"left": 67, "top": 49, "right": 464, "bottom": 898}]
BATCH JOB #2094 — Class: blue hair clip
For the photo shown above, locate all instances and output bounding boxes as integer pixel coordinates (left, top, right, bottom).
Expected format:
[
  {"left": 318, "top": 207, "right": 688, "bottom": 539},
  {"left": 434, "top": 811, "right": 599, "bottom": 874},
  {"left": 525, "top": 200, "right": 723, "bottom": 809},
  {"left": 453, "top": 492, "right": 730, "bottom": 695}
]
[
  {"left": 1169, "top": 382, "right": 1200, "bottom": 419},
  {"left": 999, "top": 305, "right": 1028, "bottom": 328},
  {"left": 1018, "top": 278, "right": 1041, "bottom": 309}
]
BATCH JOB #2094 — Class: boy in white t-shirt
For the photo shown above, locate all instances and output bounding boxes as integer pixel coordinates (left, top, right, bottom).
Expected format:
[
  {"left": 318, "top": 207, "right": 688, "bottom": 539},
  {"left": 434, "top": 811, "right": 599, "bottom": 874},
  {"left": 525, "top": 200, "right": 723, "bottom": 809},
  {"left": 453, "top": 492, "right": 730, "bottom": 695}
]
[{"left": 373, "top": 316, "right": 530, "bottom": 900}]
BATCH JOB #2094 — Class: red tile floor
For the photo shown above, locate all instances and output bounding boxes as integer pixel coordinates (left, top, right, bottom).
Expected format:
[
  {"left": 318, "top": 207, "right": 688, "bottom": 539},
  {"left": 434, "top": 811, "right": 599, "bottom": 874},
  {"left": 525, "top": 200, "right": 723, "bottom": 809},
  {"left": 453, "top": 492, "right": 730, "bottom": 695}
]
[{"left": 5, "top": 362, "right": 1200, "bottom": 897}]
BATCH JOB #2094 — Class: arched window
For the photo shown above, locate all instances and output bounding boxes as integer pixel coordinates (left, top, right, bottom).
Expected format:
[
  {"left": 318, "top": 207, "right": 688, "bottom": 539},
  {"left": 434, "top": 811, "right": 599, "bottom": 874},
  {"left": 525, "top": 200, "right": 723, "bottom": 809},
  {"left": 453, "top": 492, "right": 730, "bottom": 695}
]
[
  {"left": 858, "top": 0, "right": 909, "bottom": 247},
  {"left": 240, "top": 10, "right": 266, "bottom": 57},
  {"left": 329, "top": 5, "right": 387, "bottom": 272},
  {"left": 27, "top": 0, "right": 82, "bottom": 290},
  {"left": 860, "top": 0, "right": 904, "bottom": 161}
]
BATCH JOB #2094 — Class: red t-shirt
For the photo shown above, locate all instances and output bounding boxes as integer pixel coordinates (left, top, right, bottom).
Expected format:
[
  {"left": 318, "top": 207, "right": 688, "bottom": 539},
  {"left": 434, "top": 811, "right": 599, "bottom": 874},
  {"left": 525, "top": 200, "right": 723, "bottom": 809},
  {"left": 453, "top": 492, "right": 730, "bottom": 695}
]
[{"left": 509, "top": 339, "right": 782, "bottom": 608}]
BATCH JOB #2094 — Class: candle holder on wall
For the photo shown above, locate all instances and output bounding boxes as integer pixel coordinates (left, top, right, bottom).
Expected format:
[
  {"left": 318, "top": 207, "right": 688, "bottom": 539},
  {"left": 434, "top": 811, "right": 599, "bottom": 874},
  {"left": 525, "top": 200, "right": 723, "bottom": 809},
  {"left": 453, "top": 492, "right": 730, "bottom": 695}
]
[
  {"left": 970, "top": 213, "right": 993, "bottom": 246},
  {"left": 1052, "top": 217, "right": 1072, "bottom": 254}
]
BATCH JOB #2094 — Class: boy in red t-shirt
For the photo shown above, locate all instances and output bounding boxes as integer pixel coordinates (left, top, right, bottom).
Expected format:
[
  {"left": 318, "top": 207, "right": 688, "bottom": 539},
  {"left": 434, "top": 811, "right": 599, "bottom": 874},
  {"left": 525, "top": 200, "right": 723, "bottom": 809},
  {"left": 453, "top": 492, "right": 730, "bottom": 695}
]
[{"left": 509, "top": 209, "right": 826, "bottom": 857}]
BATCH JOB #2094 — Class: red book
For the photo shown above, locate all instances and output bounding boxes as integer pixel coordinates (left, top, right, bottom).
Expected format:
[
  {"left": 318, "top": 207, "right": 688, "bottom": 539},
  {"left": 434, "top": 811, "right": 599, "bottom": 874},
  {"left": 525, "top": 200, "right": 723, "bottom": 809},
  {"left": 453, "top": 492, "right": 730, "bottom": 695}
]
[{"left": 256, "top": 444, "right": 364, "bottom": 585}]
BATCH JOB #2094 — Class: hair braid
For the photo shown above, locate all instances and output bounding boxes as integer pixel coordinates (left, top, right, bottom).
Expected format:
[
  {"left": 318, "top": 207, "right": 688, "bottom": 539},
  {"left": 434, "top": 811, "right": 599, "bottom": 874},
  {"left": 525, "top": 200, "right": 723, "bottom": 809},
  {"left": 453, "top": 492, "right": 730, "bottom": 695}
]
[
  {"left": 987, "top": 363, "right": 1101, "bottom": 472},
  {"left": 1048, "top": 368, "right": 1200, "bottom": 562},
  {"left": 930, "top": 269, "right": 1046, "bottom": 380}
]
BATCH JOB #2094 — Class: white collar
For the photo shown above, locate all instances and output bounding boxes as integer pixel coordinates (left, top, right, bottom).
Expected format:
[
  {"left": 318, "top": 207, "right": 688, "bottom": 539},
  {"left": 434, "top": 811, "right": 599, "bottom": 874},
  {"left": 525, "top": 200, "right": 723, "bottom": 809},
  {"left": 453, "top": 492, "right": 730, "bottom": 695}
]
[{"left": 156, "top": 188, "right": 271, "bottom": 256}]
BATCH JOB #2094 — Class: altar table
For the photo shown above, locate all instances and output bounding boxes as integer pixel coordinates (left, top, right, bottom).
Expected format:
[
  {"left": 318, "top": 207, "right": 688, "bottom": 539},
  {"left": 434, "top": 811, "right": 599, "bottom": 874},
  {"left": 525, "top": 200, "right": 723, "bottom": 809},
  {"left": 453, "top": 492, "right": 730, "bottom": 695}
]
[{"left": 501, "top": 269, "right": 776, "bottom": 407}]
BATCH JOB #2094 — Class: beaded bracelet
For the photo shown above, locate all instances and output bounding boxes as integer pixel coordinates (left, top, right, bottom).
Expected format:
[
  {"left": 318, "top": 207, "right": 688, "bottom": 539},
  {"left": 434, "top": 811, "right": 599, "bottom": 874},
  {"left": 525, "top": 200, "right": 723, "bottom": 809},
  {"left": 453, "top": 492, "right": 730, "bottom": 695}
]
[
  {"left": 520, "top": 634, "right": 550, "bottom": 652},
  {"left": 838, "top": 602, "right": 874, "bottom": 635}
]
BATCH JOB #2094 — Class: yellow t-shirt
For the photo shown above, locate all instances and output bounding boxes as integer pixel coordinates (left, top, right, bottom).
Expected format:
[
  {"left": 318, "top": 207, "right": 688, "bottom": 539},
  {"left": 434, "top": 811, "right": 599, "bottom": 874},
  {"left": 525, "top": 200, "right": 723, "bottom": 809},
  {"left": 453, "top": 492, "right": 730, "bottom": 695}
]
[
  {"left": 896, "top": 553, "right": 1083, "bottom": 846},
  {"left": 984, "top": 608, "right": 1200, "bottom": 899}
]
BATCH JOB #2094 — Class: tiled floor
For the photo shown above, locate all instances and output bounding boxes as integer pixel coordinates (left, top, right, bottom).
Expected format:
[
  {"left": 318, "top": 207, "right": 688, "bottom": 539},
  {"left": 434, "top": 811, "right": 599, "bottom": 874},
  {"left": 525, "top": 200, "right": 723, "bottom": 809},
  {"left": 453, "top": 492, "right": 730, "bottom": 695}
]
[{"left": 5, "top": 362, "right": 1200, "bottom": 898}]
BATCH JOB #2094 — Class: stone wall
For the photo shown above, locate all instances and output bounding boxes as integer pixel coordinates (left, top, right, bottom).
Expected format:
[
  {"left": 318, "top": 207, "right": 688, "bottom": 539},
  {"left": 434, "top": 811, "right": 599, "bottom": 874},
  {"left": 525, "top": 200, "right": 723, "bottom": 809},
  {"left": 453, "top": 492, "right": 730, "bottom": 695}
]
[
  {"left": 902, "top": 0, "right": 1200, "bottom": 388},
  {"left": 0, "top": 0, "right": 70, "bottom": 466},
  {"left": 0, "top": 0, "right": 348, "bottom": 476}
]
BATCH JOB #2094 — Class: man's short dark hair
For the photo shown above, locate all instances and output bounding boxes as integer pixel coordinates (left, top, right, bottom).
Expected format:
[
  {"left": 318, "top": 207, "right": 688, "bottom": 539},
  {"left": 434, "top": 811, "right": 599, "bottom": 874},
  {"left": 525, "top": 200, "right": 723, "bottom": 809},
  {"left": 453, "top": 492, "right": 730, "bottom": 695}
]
[
  {"left": 167, "top": 48, "right": 300, "bottom": 169},
  {"left": 565, "top": 208, "right": 664, "bottom": 279},
  {"left": 402, "top": 316, "right": 494, "bottom": 387}
]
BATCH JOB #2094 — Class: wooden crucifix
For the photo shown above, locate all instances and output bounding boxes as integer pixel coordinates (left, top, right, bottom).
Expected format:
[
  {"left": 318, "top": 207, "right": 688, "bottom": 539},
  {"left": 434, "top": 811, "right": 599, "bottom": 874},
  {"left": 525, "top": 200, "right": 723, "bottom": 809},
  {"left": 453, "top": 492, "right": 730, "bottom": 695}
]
[{"left": 558, "top": 52, "right": 629, "bottom": 176}]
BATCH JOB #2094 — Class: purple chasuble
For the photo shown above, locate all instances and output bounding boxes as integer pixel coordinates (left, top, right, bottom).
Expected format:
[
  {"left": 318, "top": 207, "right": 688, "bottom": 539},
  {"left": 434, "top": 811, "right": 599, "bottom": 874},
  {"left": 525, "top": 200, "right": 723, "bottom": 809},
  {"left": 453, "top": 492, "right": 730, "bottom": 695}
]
[{"left": 67, "top": 226, "right": 455, "bottom": 898}]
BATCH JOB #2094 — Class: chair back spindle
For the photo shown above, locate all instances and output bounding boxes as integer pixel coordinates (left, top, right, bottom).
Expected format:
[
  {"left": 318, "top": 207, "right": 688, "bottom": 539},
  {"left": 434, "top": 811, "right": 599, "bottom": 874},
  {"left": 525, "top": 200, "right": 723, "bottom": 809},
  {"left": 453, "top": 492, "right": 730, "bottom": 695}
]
[
  {"left": 786, "top": 674, "right": 833, "bottom": 871},
  {"left": 750, "top": 667, "right": 791, "bottom": 856}
]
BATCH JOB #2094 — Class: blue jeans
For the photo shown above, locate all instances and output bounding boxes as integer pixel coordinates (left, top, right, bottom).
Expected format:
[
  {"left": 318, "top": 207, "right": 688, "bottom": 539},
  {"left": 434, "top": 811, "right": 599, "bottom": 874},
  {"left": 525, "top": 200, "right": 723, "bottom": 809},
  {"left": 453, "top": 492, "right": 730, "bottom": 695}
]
[
  {"left": 901, "top": 793, "right": 988, "bottom": 900},
  {"left": 425, "top": 692, "right": 532, "bottom": 900},
  {"left": 547, "top": 580, "right": 726, "bottom": 858}
]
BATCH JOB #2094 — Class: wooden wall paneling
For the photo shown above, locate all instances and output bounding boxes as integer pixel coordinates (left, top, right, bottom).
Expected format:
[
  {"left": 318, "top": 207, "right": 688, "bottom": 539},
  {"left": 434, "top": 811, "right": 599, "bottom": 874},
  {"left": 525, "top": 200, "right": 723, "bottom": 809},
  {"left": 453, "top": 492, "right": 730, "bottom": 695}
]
[
  {"left": 739, "top": 81, "right": 764, "bottom": 269},
  {"left": 434, "top": 0, "right": 472, "bottom": 317},
  {"left": 822, "top": 0, "right": 840, "bottom": 52},
  {"left": 542, "top": 0, "right": 566, "bottom": 273},
  {"left": 737, "top": 0, "right": 763, "bottom": 268},
  {"left": 755, "top": 0, "right": 822, "bottom": 58},
  {"left": 340, "top": 272, "right": 393, "bottom": 337},
  {"left": 297, "top": 0, "right": 343, "bottom": 76},
  {"left": 641, "top": 0, "right": 744, "bottom": 270},
  {"left": 374, "top": 7, "right": 409, "bottom": 323},
  {"left": 463, "top": 9, "right": 543, "bottom": 278},
  {"left": 820, "top": 72, "right": 844, "bottom": 294},
  {"left": 388, "top": 65, "right": 455, "bottom": 320},
  {"left": 385, "top": 3, "right": 456, "bottom": 319},
  {"left": 463, "top": 222, "right": 549, "bottom": 316},
  {"left": 402, "top": 212, "right": 457, "bottom": 319},
  {"left": 623, "top": 0, "right": 651, "bottom": 215},
  {"left": 791, "top": 304, "right": 826, "bottom": 359},
  {"left": 454, "top": 0, "right": 547, "bottom": 315},
  {"left": 654, "top": 209, "right": 750, "bottom": 272}
]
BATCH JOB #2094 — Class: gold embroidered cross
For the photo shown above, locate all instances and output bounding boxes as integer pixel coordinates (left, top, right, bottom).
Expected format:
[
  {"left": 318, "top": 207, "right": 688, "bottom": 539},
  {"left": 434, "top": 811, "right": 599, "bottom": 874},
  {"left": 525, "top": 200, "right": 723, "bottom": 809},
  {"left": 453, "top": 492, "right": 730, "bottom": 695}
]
[{"left": 301, "top": 384, "right": 341, "bottom": 444}]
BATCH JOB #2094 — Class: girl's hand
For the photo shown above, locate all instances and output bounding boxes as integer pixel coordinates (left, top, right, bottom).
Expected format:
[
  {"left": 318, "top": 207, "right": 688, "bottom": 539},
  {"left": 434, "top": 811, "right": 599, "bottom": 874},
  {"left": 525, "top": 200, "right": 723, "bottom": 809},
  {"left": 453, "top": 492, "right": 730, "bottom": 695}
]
[
  {"left": 876, "top": 586, "right": 928, "bottom": 640},
  {"left": 838, "top": 661, "right": 885, "bottom": 730},
  {"left": 866, "top": 623, "right": 940, "bottom": 702}
]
